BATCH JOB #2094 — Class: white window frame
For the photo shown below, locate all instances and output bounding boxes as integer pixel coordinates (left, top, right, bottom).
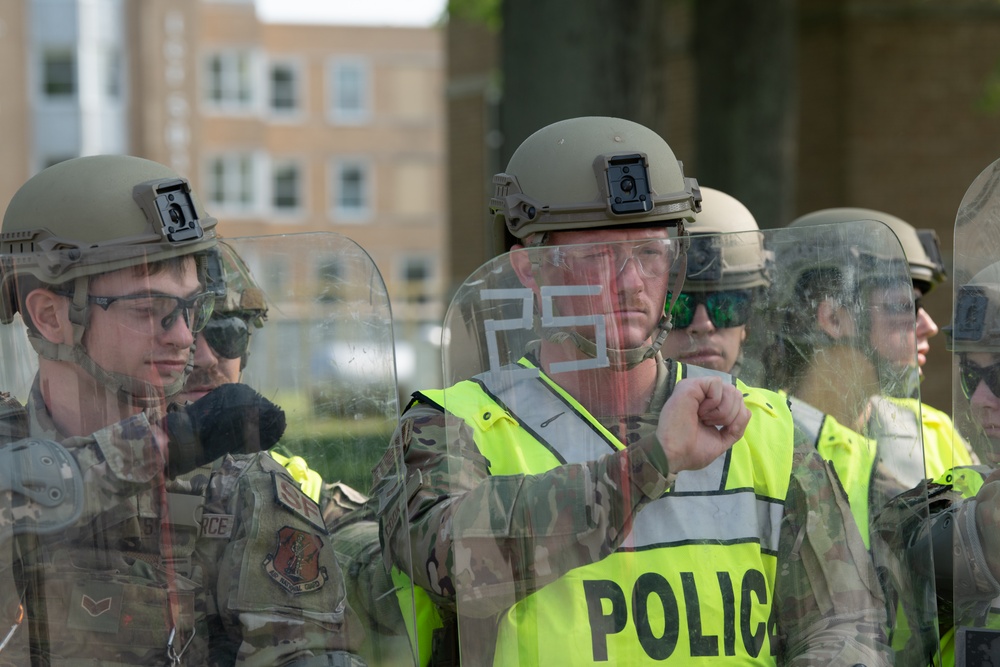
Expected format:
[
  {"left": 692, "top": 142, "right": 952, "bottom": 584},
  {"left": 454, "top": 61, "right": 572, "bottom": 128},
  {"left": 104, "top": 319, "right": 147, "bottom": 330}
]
[
  {"left": 202, "top": 49, "right": 259, "bottom": 114},
  {"left": 327, "top": 58, "right": 371, "bottom": 125},
  {"left": 330, "top": 159, "right": 373, "bottom": 223},
  {"left": 204, "top": 152, "right": 259, "bottom": 215}
]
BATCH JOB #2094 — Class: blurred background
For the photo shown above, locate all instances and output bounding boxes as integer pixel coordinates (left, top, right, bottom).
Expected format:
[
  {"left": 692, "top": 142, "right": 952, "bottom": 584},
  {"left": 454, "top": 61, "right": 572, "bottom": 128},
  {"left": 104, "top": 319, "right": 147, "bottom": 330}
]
[{"left": 2, "top": 0, "right": 1000, "bottom": 412}]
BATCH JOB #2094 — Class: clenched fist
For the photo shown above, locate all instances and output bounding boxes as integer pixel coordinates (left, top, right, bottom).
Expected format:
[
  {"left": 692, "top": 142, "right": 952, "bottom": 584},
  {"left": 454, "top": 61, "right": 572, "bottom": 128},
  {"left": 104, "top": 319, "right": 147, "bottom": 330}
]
[{"left": 655, "top": 376, "right": 751, "bottom": 473}]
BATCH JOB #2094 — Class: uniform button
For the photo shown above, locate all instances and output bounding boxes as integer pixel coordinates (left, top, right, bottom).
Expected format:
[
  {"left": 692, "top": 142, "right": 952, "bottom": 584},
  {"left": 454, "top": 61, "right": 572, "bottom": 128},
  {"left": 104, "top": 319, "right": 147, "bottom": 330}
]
[{"left": 483, "top": 412, "right": 491, "bottom": 420}]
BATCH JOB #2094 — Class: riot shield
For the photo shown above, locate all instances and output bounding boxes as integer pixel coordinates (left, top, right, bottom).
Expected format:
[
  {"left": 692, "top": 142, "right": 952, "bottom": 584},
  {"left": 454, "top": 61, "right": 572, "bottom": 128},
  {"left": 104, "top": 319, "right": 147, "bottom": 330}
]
[
  {"left": 0, "top": 232, "right": 416, "bottom": 666},
  {"left": 440, "top": 223, "right": 928, "bottom": 665},
  {"left": 744, "top": 219, "right": 939, "bottom": 665},
  {"left": 948, "top": 157, "right": 1000, "bottom": 667}
]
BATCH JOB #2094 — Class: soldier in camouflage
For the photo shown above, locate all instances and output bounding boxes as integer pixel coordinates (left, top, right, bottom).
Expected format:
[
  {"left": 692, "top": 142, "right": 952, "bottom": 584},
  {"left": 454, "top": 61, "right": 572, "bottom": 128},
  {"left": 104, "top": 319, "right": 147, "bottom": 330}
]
[
  {"left": 660, "top": 186, "right": 771, "bottom": 376},
  {"left": 0, "top": 156, "right": 367, "bottom": 665},
  {"left": 372, "top": 117, "right": 891, "bottom": 665},
  {"left": 175, "top": 239, "right": 433, "bottom": 667}
]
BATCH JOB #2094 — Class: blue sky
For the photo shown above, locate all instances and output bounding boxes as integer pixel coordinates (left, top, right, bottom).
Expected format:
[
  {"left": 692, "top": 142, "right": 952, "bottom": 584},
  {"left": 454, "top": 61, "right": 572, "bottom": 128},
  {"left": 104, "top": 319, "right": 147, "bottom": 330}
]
[{"left": 255, "top": 0, "right": 447, "bottom": 26}]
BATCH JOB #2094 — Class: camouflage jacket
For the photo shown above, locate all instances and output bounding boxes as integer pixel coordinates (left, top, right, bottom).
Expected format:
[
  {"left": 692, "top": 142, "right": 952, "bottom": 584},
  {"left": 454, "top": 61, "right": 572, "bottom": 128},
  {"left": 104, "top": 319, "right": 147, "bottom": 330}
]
[
  {"left": 0, "top": 377, "right": 366, "bottom": 667},
  {"left": 373, "top": 356, "right": 891, "bottom": 666}
]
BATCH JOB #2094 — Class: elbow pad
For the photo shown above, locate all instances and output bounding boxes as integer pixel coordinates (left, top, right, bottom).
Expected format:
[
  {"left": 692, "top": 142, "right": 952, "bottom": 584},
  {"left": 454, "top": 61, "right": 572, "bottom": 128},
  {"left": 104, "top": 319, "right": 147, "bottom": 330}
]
[{"left": 0, "top": 437, "right": 84, "bottom": 543}]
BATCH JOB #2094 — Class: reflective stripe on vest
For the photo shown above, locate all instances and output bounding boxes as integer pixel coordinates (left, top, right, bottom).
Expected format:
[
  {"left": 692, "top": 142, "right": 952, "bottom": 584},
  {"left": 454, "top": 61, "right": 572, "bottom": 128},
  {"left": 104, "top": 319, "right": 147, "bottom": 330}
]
[
  {"left": 867, "top": 395, "right": 926, "bottom": 489},
  {"left": 429, "top": 360, "right": 794, "bottom": 664}
]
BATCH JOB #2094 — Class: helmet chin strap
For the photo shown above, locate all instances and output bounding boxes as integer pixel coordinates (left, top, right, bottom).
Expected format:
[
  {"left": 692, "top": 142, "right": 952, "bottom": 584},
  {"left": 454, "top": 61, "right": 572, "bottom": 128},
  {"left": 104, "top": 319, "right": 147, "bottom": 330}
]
[
  {"left": 30, "top": 276, "right": 191, "bottom": 410},
  {"left": 544, "top": 314, "right": 672, "bottom": 370}
]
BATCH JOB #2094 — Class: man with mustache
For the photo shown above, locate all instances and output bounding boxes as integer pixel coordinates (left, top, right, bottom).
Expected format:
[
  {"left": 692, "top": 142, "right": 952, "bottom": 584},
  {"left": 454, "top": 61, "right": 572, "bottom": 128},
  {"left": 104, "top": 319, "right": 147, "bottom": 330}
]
[{"left": 373, "top": 116, "right": 892, "bottom": 666}]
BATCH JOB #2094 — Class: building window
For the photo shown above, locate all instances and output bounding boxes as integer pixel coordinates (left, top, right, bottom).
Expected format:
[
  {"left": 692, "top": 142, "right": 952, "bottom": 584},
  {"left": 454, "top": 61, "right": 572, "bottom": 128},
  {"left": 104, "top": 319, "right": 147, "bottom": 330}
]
[
  {"left": 332, "top": 161, "right": 371, "bottom": 221},
  {"left": 401, "top": 256, "right": 433, "bottom": 304},
  {"left": 42, "top": 49, "right": 76, "bottom": 98},
  {"left": 317, "top": 258, "right": 345, "bottom": 302},
  {"left": 272, "top": 161, "right": 302, "bottom": 212},
  {"left": 269, "top": 61, "right": 300, "bottom": 113},
  {"left": 204, "top": 51, "right": 255, "bottom": 109},
  {"left": 206, "top": 154, "right": 255, "bottom": 211},
  {"left": 329, "top": 60, "right": 370, "bottom": 124},
  {"left": 105, "top": 48, "right": 122, "bottom": 99}
]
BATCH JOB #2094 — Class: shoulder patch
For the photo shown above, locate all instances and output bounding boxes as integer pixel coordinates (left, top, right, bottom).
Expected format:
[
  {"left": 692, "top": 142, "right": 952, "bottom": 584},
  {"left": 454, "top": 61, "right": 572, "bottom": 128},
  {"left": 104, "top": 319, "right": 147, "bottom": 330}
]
[
  {"left": 272, "top": 472, "right": 327, "bottom": 533},
  {"left": 262, "top": 526, "right": 328, "bottom": 594}
]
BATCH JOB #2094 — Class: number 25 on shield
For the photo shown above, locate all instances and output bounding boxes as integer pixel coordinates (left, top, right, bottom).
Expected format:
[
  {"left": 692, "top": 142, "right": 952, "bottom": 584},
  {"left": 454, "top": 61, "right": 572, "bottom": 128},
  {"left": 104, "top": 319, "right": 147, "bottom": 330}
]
[{"left": 480, "top": 285, "right": 609, "bottom": 376}]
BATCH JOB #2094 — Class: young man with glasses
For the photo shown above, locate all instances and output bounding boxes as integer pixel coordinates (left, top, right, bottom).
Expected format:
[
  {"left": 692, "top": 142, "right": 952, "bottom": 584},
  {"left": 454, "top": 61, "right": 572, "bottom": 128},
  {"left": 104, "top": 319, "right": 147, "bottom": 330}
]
[
  {"left": 0, "top": 156, "right": 367, "bottom": 665},
  {"left": 373, "top": 116, "right": 892, "bottom": 665}
]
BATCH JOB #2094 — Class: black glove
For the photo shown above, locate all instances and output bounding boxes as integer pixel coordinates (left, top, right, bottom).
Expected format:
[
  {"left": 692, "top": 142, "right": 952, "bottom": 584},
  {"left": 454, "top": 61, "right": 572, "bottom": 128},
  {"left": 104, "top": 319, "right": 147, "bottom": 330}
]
[{"left": 164, "top": 383, "right": 286, "bottom": 477}]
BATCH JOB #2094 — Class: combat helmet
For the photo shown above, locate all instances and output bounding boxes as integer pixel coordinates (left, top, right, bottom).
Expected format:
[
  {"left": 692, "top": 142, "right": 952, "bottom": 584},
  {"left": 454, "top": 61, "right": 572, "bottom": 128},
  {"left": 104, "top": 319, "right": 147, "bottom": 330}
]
[
  {"left": 677, "top": 187, "right": 771, "bottom": 293},
  {"left": 949, "top": 261, "right": 1000, "bottom": 354},
  {"left": 490, "top": 116, "right": 701, "bottom": 253},
  {"left": 795, "top": 208, "right": 945, "bottom": 294},
  {"left": 489, "top": 116, "right": 701, "bottom": 368},
  {"left": 0, "top": 155, "right": 220, "bottom": 406}
]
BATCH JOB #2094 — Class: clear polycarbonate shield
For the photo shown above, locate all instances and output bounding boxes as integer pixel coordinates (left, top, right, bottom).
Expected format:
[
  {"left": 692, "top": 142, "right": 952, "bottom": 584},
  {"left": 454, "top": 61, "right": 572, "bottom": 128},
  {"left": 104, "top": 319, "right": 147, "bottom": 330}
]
[
  {"left": 741, "top": 220, "right": 938, "bottom": 665},
  {"left": 0, "top": 232, "right": 416, "bottom": 666},
  {"left": 224, "top": 232, "right": 417, "bottom": 666},
  {"left": 440, "top": 222, "right": 931, "bottom": 665},
  {"left": 948, "top": 157, "right": 1000, "bottom": 667}
]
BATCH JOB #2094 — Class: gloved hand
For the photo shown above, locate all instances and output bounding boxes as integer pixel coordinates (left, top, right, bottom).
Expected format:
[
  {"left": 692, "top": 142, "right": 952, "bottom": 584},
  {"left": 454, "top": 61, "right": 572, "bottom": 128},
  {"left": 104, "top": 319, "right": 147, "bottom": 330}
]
[{"left": 164, "top": 383, "right": 286, "bottom": 477}]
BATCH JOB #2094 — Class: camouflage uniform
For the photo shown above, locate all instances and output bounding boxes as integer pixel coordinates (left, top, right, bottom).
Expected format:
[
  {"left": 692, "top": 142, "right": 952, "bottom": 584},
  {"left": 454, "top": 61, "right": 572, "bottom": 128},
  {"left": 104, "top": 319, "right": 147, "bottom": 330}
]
[
  {"left": 374, "top": 355, "right": 891, "bottom": 666},
  {"left": 0, "top": 377, "right": 366, "bottom": 666}
]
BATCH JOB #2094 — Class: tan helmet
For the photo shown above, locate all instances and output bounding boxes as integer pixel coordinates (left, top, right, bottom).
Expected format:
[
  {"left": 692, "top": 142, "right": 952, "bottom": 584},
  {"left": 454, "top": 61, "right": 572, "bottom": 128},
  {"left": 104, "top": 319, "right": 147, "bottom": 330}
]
[
  {"left": 790, "top": 207, "right": 945, "bottom": 293},
  {"left": 948, "top": 260, "right": 1000, "bottom": 353},
  {"left": 0, "top": 155, "right": 219, "bottom": 406},
  {"left": 489, "top": 116, "right": 701, "bottom": 253},
  {"left": 1, "top": 155, "right": 218, "bottom": 321},
  {"left": 678, "top": 187, "right": 771, "bottom": 292}
]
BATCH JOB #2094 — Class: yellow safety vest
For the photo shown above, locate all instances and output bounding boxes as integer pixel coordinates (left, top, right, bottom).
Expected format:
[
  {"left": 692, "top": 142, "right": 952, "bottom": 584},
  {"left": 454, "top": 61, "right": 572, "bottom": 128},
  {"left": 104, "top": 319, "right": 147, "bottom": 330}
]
[
  {"left": 787, "top": 396, "right": 876, "bottom": 547},
  {"left": 895, "top": 398, "right": 974, "bottom": 479},
  {"left": 421, "top": 360, "right": 794, "bottom": 665}
]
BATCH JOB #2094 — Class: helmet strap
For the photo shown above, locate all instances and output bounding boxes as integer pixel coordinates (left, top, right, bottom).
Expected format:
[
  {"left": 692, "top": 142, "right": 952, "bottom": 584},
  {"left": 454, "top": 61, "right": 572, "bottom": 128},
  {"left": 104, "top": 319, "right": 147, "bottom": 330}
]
[{"left": 539, "top": 313, "right": 673, "bottom": 371}]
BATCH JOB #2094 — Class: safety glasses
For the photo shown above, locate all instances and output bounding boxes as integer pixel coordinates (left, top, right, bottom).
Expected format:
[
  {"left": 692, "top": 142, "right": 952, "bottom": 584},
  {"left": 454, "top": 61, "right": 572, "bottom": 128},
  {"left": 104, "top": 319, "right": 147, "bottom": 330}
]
[
  {"left": 666, "top": 290, "right": 753, "bottom": 329},
  {"left": 959, "top": 356, "right": 1000, "bottom": 399},
  {"left": 545, "top": 238, "right": 678, "bottom": 279},
  {"left": 201, "top": 315, "right": 252, "bottom": 359},
  {"left": 85, "top": 291, "right": 215, "bottom": 333}
]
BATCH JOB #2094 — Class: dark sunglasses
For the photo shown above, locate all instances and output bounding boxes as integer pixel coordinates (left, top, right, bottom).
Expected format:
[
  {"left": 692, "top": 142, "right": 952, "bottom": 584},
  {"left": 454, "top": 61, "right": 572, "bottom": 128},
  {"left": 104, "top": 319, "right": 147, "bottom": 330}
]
[
  {"left": 959, "top": 356, "right": 1000, "bottom": 399},
  {"left": 666, "top": 290, "right": 753, "bottom": 329},
  {"left": 201, "top": 315, "right": 252, "bottom": 359}
]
